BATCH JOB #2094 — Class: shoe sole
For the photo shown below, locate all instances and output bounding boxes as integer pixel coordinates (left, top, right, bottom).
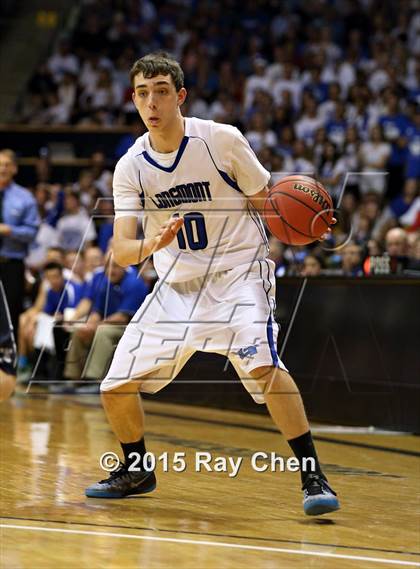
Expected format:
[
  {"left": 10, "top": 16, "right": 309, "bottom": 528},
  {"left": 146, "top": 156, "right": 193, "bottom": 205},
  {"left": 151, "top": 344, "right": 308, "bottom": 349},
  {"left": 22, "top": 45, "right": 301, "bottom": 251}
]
[
  {"left": 85, "top": 481, "right": 156, "bottom": 499},
  {"left": 304, "top": 498, "right": 340, "bottom": 516}
]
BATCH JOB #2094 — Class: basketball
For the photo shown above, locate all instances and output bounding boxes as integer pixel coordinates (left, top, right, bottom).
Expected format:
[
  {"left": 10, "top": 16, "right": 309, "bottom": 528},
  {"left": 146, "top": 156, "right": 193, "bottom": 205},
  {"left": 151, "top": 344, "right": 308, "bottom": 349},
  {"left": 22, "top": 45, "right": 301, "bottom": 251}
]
[{"left": 264, "top": 175, "right": 334, "bottom": 246}]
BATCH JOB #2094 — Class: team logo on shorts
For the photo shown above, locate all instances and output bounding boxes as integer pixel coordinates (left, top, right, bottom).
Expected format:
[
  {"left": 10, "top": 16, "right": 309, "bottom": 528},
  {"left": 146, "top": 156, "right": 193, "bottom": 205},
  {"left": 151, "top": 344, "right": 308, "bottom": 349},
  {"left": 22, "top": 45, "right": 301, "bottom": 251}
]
[{"left": 237, "top": 345, "right": 258, "bottom": 359}]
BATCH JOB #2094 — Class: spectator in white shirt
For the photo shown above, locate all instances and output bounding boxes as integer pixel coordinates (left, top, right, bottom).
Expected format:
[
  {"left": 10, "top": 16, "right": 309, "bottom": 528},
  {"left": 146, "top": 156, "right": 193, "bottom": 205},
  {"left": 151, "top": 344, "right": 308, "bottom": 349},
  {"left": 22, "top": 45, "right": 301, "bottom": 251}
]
[
  {"left": 358, "top": 124, "right": 391, "bottom": 196},
  {"left": 291, "top": 140, "right": 315, "bottom": 175},
  {"left": 245, "top": 112, "right": 278, "bottom": 153},
  {"left": 319, "top": 141, "right": 348, "bottom": 199},
  {"left": 56, "top": 191, "right": 96, "bottom": 251},
  {"left": 295, "top": 94, "right": 324, "bottom": 144},
  {"left": 47, "top": 38, "right": 79, "bottom": 82},
  {"left": 272, "top": 61, "right": 302, "bottom": 110},
  {"left": 319, "top": 82, "right": 342, "bottom": 122},
  {"left": 244, "top": 58, "right": 271, "bottom": 110}
]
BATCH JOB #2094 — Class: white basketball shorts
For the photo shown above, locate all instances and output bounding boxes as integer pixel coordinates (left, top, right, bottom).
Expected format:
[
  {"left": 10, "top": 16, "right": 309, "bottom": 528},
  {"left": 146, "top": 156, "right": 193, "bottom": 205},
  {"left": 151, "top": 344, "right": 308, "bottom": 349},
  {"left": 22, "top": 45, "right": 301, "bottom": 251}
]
[{"left": 101, "top": 258, "right": 288, "bottom": 403}]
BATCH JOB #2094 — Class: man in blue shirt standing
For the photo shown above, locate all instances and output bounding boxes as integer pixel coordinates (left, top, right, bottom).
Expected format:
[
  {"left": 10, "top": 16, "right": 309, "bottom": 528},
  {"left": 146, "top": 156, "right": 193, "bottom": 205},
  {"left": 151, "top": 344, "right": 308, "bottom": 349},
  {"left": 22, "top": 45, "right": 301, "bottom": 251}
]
[
  {"left": 378, "top": 93, "right": 410, "bottom": 198},
  {"left": 0, "top": 149, "right": 40, "bottom": 335},
  {"left": 0, "top": 279, "right": 17, "bottom": 401},
  {"left": 63, "top": 260, "right": 148, "bottom": 389}
]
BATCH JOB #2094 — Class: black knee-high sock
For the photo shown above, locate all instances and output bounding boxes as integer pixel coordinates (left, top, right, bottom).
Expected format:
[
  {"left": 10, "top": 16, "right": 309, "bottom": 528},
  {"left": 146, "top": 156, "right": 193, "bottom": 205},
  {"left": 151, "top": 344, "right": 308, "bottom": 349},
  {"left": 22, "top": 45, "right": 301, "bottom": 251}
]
[
  {"left": 120, "top": 437, "right": 146, "bottom": 470},
  {"left": 287, "top": 430, "right": 325, "bottom": 485}
]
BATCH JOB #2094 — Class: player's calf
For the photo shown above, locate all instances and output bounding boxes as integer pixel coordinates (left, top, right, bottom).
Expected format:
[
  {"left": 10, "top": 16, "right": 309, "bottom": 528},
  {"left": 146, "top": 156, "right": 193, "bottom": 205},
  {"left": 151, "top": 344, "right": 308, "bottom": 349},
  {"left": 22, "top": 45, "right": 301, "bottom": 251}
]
[
  {"left": 0, "top": 370, "right": 16, "bottom": 402},
  {"left": 250, "top": 365, "right": 340, "bottom": 515}
]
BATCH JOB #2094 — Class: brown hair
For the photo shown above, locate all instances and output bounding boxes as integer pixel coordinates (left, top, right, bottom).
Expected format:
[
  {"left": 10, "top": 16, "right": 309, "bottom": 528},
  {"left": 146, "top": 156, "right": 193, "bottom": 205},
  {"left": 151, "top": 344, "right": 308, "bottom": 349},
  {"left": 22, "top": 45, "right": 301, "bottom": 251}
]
[{"left": 130, "top": 52, "right": 184, "bottom": 91}]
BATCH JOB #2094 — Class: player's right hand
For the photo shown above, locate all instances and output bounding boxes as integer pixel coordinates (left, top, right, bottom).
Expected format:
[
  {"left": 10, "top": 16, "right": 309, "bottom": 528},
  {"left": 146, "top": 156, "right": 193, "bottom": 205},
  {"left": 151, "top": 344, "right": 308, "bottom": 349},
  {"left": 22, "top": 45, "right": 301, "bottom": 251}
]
[{"left": 154, "top": 216, "right": 184, "bottom": 251}]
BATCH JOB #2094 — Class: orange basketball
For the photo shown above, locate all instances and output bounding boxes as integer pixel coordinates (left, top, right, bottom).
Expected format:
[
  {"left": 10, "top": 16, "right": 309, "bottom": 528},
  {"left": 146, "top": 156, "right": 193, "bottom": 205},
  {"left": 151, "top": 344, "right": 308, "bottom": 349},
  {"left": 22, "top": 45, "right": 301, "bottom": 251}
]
[{"left": 263, "top": 175, "right": 334, "bottom": 246}]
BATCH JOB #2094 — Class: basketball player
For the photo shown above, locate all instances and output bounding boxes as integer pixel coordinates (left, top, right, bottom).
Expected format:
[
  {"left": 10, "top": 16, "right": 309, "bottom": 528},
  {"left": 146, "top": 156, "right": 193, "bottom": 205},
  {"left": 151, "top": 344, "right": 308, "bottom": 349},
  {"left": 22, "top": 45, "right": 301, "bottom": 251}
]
[
  {"left": 0, "top": 280, "right": 17, "bottom": 402},
  {"left": 85, "top": 53, "right": 340, "bottom": 515}
]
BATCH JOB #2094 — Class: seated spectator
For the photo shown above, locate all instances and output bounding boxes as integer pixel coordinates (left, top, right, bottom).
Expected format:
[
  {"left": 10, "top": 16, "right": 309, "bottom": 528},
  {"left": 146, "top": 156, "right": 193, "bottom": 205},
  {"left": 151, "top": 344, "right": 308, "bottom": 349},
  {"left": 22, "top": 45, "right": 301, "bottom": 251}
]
[
  {"left": 272, "top": 62, "right": 302, "bottom": 110},
  {"left": 71, "top": 247, "right": 108, "bottom": 323},
  {"left": 319, "top": 141, "right": 347, "bottom": 199},
  {"left": 326, "top": 101, "right": 348, "bottom": 150},
  {"left": 47, "top": 38, "right": 79, "bottom": 83},
  {"left": 94, "top": 198, "right": 114, "bottom": 253},
  {"left": 56, "top": 190, "right": 96, "bottom": 251},
  {"left": 378, "top": 93, "right": 410, "bottom": 198},
  {"left": 295, "top": 93, "right": 324, "bottom": 145},
  {"left": 64, "top": 249, "right": 85, "bottom": 283},
  {"left": 89, "top": 151, "right": 113, "bottom": 196},
  {"left": 267, "top": 236, "right": 288, "bottom": 277},
  {"left": 243, "top": 57, "right": 271, "bottom": 111},
  {"left": 300, "top": 254, "right": 323, "bottom": 277},
  {"left": 42, "top": 262, "right": 83, "bottom": 317},
  {"left": 18, "top": 262, "right": 82, "bottom": 378},
  {"left": 290, "top": 140, "right": 315, "bottom": 174},
  {"left": 405, "top": 107, "right": 420, "bottom": 181},
  {"left": 83, "top": 245, "right": 104, "bottom": 277},
  {"left": 62, "top": 260, "right": 148, "bottom": 389},
  {"left": 338, "top": 243, "right": 364, "bottom": 276},
  {"left": 245, "top": 112, "right": 278, "bottom": 153},
  {"left": 318, "top": 82, "right": 342, "bottom": 122},
  {"left": 386, "top": 227, "right": 408, "bottom": 257},
  {"left": 358, "top": 125, "right": 391, "bottom": 196},
  {"left": 407, "top": 233, "right": 420, "bottom": 272}
]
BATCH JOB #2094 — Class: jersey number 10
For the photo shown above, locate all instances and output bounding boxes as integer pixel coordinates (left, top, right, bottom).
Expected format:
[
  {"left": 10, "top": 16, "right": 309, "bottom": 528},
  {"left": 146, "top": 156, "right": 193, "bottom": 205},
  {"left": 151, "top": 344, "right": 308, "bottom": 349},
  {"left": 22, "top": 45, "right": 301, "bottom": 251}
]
[{"left": 176, "top": 212, "right": 208, "bottom": 251}]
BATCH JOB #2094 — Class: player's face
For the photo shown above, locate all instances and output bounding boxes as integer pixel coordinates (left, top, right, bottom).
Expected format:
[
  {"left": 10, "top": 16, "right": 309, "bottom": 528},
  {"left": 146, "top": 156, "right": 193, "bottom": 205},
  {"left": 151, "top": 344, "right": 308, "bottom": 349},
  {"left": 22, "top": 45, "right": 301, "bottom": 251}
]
[{"left": 132, "top": 73, "right": 186, "bottom": 132}]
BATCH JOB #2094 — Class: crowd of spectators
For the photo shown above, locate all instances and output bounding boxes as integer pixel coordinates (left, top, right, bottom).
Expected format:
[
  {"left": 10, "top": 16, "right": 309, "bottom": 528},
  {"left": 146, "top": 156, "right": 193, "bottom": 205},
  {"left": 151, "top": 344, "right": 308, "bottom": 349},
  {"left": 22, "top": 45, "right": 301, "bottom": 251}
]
[
  {"left": 16, "top": 0, "right": 419, "bottom": 269},
  {"left": 5, "top": 0, "right": 420, "bottom": 385}
]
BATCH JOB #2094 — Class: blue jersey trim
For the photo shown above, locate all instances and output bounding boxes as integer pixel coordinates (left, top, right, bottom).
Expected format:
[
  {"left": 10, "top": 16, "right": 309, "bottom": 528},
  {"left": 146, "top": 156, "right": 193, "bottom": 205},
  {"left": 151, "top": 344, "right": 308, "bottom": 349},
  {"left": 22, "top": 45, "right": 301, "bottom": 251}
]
[
  {"left": 188, "top": 135, "right": 242, "bottom": 192},
  {"left": 140, "top": 136, "right": 189, "bottom": 172},
  {"left": 138, "top": 170, "right": 145, "bottom": 208},
  {"left": 266, "top": 314, "right": 279, "bottom": 367},
  {"left": 258, "top": 260, "right": 280, "bottom": 367}
]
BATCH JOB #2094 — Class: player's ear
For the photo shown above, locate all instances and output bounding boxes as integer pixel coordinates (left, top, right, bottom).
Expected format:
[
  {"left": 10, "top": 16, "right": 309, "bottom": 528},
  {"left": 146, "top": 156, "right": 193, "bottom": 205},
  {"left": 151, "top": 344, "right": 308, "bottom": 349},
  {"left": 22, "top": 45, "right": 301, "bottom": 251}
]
[{"left": 178, "top": 87, "right": 187, "bottom": 107}]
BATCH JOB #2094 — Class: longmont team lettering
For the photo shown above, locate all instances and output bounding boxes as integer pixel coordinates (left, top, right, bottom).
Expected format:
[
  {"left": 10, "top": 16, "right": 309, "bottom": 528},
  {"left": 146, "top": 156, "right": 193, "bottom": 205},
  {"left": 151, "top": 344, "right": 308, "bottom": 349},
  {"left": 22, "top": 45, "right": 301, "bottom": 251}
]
[
  {"left": 151, "top": 181, "right": 211, "bottom": 209},
  {"left": 293, "top": 183, "right": 330, "bottom": 210}
]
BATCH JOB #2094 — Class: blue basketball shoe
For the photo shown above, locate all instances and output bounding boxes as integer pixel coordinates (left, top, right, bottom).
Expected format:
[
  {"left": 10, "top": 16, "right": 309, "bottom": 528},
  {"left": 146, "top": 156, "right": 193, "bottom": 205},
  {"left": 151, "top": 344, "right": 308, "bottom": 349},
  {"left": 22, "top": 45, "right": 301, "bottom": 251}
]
[
  {"left": 85, "top": 464, "right": 156, "bottom": 498},
  {"left": 302, "top": 475, "right": 340, "bottom": 515}
]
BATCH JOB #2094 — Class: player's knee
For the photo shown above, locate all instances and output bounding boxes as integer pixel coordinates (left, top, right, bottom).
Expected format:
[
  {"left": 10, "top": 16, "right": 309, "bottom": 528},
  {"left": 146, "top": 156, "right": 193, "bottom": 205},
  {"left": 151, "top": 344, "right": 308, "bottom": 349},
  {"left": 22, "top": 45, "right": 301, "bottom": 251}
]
[
  {"left": 249, "top": 366, "right": 293, "bottom": 394},
  {"left": 100, "top": 375, "right": 147, "bottom": 395},
  {"left": 249, "top": 365, "right": 276, "bottom": 382}
]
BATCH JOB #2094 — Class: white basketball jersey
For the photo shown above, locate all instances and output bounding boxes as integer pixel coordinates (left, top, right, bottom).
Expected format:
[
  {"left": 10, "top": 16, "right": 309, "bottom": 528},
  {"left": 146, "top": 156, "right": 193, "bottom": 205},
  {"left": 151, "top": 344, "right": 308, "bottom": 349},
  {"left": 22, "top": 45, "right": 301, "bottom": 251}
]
[{"left": 113, "top": 117, "right": 270, "bottom": 282}]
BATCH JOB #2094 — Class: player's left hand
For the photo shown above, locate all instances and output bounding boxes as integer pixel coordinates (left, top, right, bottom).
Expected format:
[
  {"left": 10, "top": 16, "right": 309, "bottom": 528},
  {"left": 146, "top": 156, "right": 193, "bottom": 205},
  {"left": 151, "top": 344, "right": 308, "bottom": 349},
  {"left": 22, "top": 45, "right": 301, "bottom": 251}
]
[{"left": 318, "top": 217, "right": 337, "bottom": 241}]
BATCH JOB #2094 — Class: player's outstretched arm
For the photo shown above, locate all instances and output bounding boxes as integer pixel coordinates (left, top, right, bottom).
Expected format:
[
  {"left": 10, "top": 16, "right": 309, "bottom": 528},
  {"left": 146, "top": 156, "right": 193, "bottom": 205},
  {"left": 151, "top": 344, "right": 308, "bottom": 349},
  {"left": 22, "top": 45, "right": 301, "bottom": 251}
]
[{"left": 113, "top": 215, "right": 184, "bottom": 267}]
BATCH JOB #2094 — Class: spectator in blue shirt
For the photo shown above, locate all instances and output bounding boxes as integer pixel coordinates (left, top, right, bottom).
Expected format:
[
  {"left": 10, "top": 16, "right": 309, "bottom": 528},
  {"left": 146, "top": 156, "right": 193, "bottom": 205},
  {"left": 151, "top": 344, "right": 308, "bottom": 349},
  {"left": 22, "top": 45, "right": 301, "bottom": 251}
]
[
  {"left": 63, "top": 260, "right": 149, "bottom": 389},
  {"left": 0, "top": 149, "right": 40, "bottom": 334},
  {"left": 378, "top": 94, "right": 410, "bottom": 198},
  {"left": 405, "top": 108, "right": 420, "bottom": 180},
  {"left": 17, "top": 262, "right": 82, "bottom": 380}
]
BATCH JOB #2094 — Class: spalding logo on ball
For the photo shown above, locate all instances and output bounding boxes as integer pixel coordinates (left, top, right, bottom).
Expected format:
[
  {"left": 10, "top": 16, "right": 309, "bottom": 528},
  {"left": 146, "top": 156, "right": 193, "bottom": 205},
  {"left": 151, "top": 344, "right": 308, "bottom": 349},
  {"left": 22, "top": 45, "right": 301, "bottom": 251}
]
[{"left": 263, "top": 175, "right": 334, "bottom": 246}]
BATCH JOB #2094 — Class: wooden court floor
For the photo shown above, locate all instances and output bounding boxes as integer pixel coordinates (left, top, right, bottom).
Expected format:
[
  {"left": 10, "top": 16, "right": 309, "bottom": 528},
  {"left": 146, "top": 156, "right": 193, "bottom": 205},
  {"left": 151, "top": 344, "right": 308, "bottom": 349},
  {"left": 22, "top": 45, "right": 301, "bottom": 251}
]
[{"left": 0, "top": 390, "right": 419, "bottom": 568}]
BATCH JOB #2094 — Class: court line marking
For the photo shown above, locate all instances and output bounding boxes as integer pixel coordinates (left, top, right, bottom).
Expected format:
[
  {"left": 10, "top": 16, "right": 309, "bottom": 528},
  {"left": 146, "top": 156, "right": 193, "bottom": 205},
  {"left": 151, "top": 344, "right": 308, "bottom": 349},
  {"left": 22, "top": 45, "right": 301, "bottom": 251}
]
[
  {"left": 2, "top": 515, "right": 419, "bottom": 557},
  {"left": 1, "top": 524, "right": 419, "bottom": 567}
]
